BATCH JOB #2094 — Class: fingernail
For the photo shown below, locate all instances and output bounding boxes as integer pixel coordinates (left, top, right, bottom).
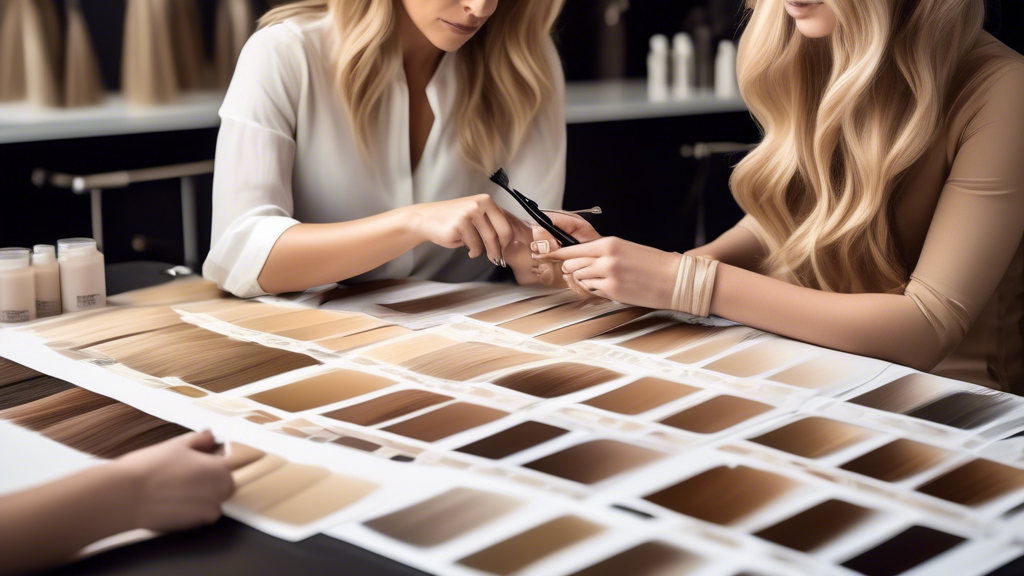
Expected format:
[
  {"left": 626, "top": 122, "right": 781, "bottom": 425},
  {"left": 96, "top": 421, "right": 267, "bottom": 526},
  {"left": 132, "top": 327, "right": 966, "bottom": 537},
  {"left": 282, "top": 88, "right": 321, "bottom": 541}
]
[
  {"left": 500, "top": 257, "right": 507, "bottom": 268},
  {"left": 530, "top": 240, "right": 550, "bottom": 254},
  {"left": 561, "top": 265, "right": 569, "bottom": 274}
]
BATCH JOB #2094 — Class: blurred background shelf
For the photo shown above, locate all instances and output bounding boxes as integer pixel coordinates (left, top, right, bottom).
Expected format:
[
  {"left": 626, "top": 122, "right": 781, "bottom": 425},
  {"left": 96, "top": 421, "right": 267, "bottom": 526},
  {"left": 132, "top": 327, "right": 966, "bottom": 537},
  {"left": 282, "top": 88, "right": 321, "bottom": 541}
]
[{"left": 565, "top": 80, "right": 746, "bottom": 123}]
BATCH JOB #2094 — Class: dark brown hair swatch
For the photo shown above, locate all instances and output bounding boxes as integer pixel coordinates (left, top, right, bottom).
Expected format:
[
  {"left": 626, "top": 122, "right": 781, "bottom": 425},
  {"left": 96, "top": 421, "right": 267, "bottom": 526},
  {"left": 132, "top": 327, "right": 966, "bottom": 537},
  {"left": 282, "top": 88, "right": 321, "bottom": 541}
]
[
  {"left": 321, "top": 389, "right": 452, "bottom": 426},
  {"left": 660, "top": 395, "right": 773, "bottom": 434},
  {"left": 0, "top": 375, "right": 76, "bottom": 411},
  {"left": 382, "top": 402, "right": 508, "bottom": 442},
  {"left": 1, "top": 386, "right": 117, "bottom": 429},
  {"left": 457, "top": 421, "right": 568, "bottom": 459},
  {"left": 534, "top": 308, "right": 650, "bottom": 346},
  {"left": 569, "top": 541, "right": 701, "bottom": 576},
  {"left": 848, "top": 374, "right": 951, "bottom": 414},
  {"left": 904, "top": 390, "right": 1018, "bottom": 430},
  {"left": 644, "top": 466, "right": 798, "bottom": 525},
  {"left": 401, "top": 342, "right": 548, "bottom": 381},
  {"left": 524, "top": 440, "right": 664, "bottom": 484},
  {"left": 917, "top": 458, "right": 1024, "bottom": 506},
  {"left": 0, "top": 358, "right": 42, "bottom": 387},
  {"left": 840, "top": 526, "right": 965, "bottom": 576},
  {"left": 700, "top": 339, "right": 813, "bottom": 378},
  {"left": 754, "top": 499, "right": 874, "bottom": 552},
  {"left": 749, "top": 417, "right": 874, "bottom": 459},
  {"left": 248, "top": 370, "right": 396, "bottom": 413},
  {"left": 491, "top": 363, "right": 623, "bottom": 398},
  {"left": 364, "top": 487, "right": 520, "bottom": 547},
  {"left": 382, "top": 286, "right": 497, "bottom": 314},
  {"left": 840, "top": 439, "right": 949, "bottom": 482},
  {"left": 458, "top": 515, "right": 604, "bottom": 575},
  {"left": 583, "top": 377, "right": 698, "bottom": 416}
]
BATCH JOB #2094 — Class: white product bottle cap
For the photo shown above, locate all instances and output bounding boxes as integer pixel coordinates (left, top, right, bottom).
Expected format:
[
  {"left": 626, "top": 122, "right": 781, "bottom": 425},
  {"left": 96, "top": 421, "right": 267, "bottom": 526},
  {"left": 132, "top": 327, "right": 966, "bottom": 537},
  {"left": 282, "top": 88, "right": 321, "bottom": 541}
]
[
  {"left": 57, "top": 237, "right": 99, "bottom": 259},
  {"left": 32, "top": 244, "right": 57, "bottom": 264},
  {"left": 650, "top": 34, "right": 669, "bottom": 53},
  {"left": 0, "top": 247, "right": 31, "bottom": 270}
]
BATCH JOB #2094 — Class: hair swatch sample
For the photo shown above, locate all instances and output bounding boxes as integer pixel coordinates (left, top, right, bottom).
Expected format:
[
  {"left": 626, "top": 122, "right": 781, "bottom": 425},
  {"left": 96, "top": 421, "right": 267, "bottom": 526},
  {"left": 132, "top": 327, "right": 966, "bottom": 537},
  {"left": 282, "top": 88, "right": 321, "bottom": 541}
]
[
  {"left": 644, "top": 466, "right": 798, "bottom": 525},
  {"left": 234, "top": 309, "right": 356, "bottom": 334},
  {"left": 365, "top": 487, "right": 520, "bottom": 547},
  {"left": 840, "top": 526, "right": 965, "bottom": 576},
  {"left": 214, "top": 0, "right": 255, "bottom": 88},
  {"left": 364, "top": 334, "right": 458, "bottom": 364},
  {"left": 491, "top": 363, "right": 622, "bottom": 398},
  {"left": 665, "top": 327, "right": 760, "bottom": 365},
  {"left": 168, "top": 385, "right": 207, "bottom": 399},
  {"left": 458, "top": 515, "right": 604, "bottom": 575},
  {"left": 0, "top": 0, "right": 28, "bottom": 102},
  {"left": 524, "top": 439, "right": 664, "bottom": 484},
  {"left": 401, "top": 342, "right": 548, "bottom": 381},
  {"left": 660, "top": 395, "right": 773, "bottom": 434},
  {"left": 40, "top": 401, "right": 188, "bottom": 459},
  {"left": 107, "top": 278, "right": 228, "bottom": 307},
  {"left": 583, "top": 377, "right": 698, "bottom": 416},
  {"left": 916, "top": 458, "right": 1024, "bottom": 507},
  {"left": 768, "top": 354, "right": 884, "bottom": 389},
  {"left": 0, "top": 358, "right": 42, "bottom": 387},
  {"left": 321, "top": 390, "right": 452, "bottom": 427},
  {"left": 261, "top": 474, "right": 378, "bottom": 526},
  {"left": 470, "top": 292, "right": 580, "bottom": 324},
  {"left": 229, "top": 463, "right": 331, "bottom": 512},
  {"left": 202, "top": 301, "right": 296, "bottom": 323},
  {"left": 569, "top": 541, "right": 701, "bottom": 576},
  {"left": 839, "top": 439, "right": 949, "bottom": 482},
  {"left": 749, "top": 417, "right": 875, "bottom": 459},
  {"left": 754, "top": 499, "right": 874, "bottom": 552},
  {"left": 619, "top": 323, "right": 738, "bottom": 355},
  {"left": 332, "top": 436, "right": 382, "bottom": 452},
  {"left": 122, "top": 0, "right": 179, "bottom": 105},
  {"left": 382, "top": 402, "right": 507, "bottom": 442},
  {"left": 273, "top": 316, "right": 391, "bottom": 342},
  {"left": 381, "top": 286, "right": 497, "bottom": 314},
  {"left": 316, "top": 325, "right": 412, "bottom": 353},
  {"left": 88, "top": 324, "right": 320, "bottom": 392},
  {"left": 232, "top": 454, "right": 288, "bottom": 487},
  {"left": 166, "top": 0, "right": 206, "bottom": 91},
  {"left": 457, "top": 421, "right": 568, "bottom": 460},
  {"left": 248, "top": 370, "right": 396, "bottom": 413},
  {"left": 848, "top": 374, "right": 953, "bottom": 414},
  {"left": 63, "top": 0, "right": 104, "bottom": 107},
  {"left": 499, "top": 299, "right": 626, "bottom": 336},
  {"left": 535, "top": 308, "right": 650, "bottom": 346},
  {"left": 0, "top": 375, "right": 74, "bottom": 413},
  {"left": 32, "top": 305, "right": 184, "bottom": 348},
  {"left": 904, "top": 390, "right": 1019, "bottom": 430},
  {"left": 701, "top": 339, "right": 814, "bottom": 378},
  {"left": 224, "top": 443, "right": 266, "bottom": 471},
  {"left": 1, "top": 385, "right": 115, "bottom": 429}
]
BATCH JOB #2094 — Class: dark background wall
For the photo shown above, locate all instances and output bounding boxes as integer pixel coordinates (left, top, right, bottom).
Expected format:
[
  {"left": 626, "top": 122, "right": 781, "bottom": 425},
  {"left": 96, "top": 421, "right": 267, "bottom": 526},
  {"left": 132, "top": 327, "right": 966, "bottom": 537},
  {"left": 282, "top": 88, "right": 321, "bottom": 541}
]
[{"left": 1, "top": 0, "right": 1022, "bottom": 266}]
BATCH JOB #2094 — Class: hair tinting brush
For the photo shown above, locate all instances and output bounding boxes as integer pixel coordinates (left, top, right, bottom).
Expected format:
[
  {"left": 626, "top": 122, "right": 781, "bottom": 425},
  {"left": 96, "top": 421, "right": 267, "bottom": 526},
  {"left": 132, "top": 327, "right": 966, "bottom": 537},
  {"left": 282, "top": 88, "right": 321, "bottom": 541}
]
[{"left": 490, "top": 168, "right": 579, "bottom": 247}]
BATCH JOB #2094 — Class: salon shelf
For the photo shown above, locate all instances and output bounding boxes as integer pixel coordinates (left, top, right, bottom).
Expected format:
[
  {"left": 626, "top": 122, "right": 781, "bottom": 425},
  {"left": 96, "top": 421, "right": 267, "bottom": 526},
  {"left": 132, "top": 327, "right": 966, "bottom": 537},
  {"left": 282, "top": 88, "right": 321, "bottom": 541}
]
[
  {"left": 0, "top": 91, "right": 225, "bottom": 145},
  {"left": 565, "top": 80, "right": 748, "bottom": 124}
]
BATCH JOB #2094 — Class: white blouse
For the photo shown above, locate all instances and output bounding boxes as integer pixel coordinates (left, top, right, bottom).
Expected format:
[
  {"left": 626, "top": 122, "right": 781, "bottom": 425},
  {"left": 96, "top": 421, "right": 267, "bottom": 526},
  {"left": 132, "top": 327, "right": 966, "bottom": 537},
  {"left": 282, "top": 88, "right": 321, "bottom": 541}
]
[{"left": 203, "top": 17, "right": 567, "bottom": 298}]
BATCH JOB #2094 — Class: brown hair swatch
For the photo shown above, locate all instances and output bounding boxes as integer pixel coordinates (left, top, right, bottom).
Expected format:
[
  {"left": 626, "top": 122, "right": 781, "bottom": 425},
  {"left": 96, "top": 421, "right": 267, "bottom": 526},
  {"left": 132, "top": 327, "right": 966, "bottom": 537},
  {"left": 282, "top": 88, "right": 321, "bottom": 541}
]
[
  {"left": 701, "top": 339, "right": 814, "bottom": 378},
  {"left": 274, "top": 316, "right": 390, "bottom": 342},
  {"left": 569, "top": 541, "right": 701, "bottom": 576},
  {"left": 122, "top": 0, "right": 179, "bottom": 105},
  {"left": 316, "top": 325, "right": 412, "bottom": 353},
  {"left": 365, "top": 487, "right": 520, "bottom": 547},
  {"left": 917, "top": 458, "right": 1024, "bottom": 506},
  {"left": 32, "top": 305, "right": 184, "bottom": 348},
  {"left": 42, "top": 401, "right": 187, "bottom": 459},
  {"left": 1, "top": 385, "right": 116, "bottom": 429},
  {"left": 525, "top": 439, "right": 664, "bottom": 485},
  {"left": 381, "top": 286, "right": 497, "bottom": 314},
  {"left": 457, "top": 421, "right": 568, "bottom": 460},
  {"left": 645, "top": 466, "right": 798, "bottom": 525},
  {"left": 848, "top": 373, "right": 953, "bottom": 414},
  {"left": 0, "top": 0, "right": 27, "bottom": 102},
  {"left": 382, "top": 402, "right": 507, "bottom": 442},
  {"left": 262, "top": 474, "right": 378, "bottom": 526},
  {"left": 666, "top": 327, "right": 760, "bottom": 365},
  {"left": 768, "top": 354, "right": 884, "bottom": 389},
  {"left": 0, "top": 358, "right": 41, "bottom": 387},
  {"left": 499, "top": 299, "right": 625, "bottom": 336},
  {"left": 840, "top": 439, "right": 949, "bottom": 482},
  {"left": 364, "top": 334, "right": 457, "bottom": 364},
  {"left": 167, "top": 0, "right": 208, "bottom": 91},
  {"left": 248, "top": 370, "right": 396, "bottom": 413},
  {"left": 904, "top": 390, "right": 1019, "bottom": 430},
  {"left": 458, "top": 515, "right": 604, "bottom": 575},
  {"left": 63, "top": 0, "right": 104, "bottom": 107},
  {"left": 749, "top": 417, "right": 874, "bottom": 459},
  {"left": 0, "top": 376, "right": 76, "bottom": 411},
  {"left": 401, "top": 342, "right": 548, "bottom": 381},
  {"left": 619, "top": 323, "right": 733, "bottom": 355},
  {"left": 470, "top": 293, "right": 578, "bottom": 324},
  {"left": 535, "top": 308, "right": 651, "bottom": 346},
  {"left": 840, "top": 526, "right": 965, "bottom": 576},
  {"left": 591, "top": 316, "right": 671, "bottom": 342},
  {"left": 321, "top": 389, "right": 452, "bottom": 427},
  {"left": 754, "top": 499, "right": 874, "bottom": 552},
  {"left": 583, "top": 377, "right": 698, "bottom": 416},
  {"left": 660, "top": 395, "right": 773, "bottom": 434},
  {"left": 491, "top": 363, "right": 623, "bottom": 398},
  {"left": 215, "top": 0, "right": 256, "bottom": 88}
]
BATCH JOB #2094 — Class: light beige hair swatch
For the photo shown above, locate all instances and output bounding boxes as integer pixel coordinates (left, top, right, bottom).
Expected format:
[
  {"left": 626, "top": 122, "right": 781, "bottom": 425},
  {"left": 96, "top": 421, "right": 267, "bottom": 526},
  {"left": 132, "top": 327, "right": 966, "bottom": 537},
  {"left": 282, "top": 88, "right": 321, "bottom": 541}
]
[
  {"left": 63, "top": 0, "right": 104, "bottom": 107},
  {"left": 0, "top": 0, "right": 63, "bottom": 106},
  {"left": 108, "top": 278, "right": 229, "bottom": 307},
  {"left": 215, "top": 0, "right": 255, "bottom": 88},
  {"left": 122, "top": 0, "right": 179, "bottom": 105}
]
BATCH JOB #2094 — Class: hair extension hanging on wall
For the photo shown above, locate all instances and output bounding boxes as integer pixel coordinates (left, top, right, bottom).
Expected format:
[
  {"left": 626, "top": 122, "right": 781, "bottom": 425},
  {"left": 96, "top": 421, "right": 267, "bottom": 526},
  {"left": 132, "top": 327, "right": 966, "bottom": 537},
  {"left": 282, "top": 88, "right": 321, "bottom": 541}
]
[
  {"left": 0, "top": 0, "right": 28, "bottom": 102},
  {"left": 167, "top": 0, "right": 210, "bottom": 90},
  {"left": 215, "top": 0, "right": 256, "bottom": 89},
  {"left": 122, "top": 0, "right": 179, "bottom": 105},
  {"left": 0, "top": 0, "right": 63, "bottom": 106},
  {"left": 63, "top": 0, "right": 104, "bottom": 107}
]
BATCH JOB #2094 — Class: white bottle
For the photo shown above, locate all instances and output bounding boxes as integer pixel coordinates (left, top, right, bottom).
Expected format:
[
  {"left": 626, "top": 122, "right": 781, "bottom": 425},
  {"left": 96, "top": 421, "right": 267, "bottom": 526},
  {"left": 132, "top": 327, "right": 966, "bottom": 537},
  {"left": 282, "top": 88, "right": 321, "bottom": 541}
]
[
  {"left": 58, "top": 238, "right": 106, "bottom": 313},
  {"left": 647, "top": 34, "right": 670, "bottom": 102},
  {"left": 32, "top": 245, "right": 62, "bottom": 318},
  {"left": 672, "top": 33, "right": 696, "bottom": 99},
  {"left": 714, "top": 40, "right": 740, "bottom": 98},
  {"left": 0, "top": 248, "right": 37, "bottom": 324}
]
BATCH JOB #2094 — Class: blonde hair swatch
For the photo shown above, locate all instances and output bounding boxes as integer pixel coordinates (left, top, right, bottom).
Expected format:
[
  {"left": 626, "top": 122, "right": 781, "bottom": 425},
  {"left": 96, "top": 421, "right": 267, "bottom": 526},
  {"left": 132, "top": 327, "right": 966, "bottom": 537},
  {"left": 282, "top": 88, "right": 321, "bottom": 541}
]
[
  {"left": 321, "top": 389, "right": 452, "bottom": 427},
  {"left": 316, "top": 325, "right": 411, "bottom": 353},
  {"left": 701, "top": 339, "right": 815, "bottom": 378},
  {"left": 535, "top": 308, "right": 650, "bottom": 346},
  {"left": 491, "top": 363, "right": 622, "bottom": 398},
  {"left": 470, "top": 293, "right": 577, "bottom": 324},
  {"left": 769, "top": 354, "right": 884, "bottom": 390},
  {"left": 167, "top": 0, "right": 208, "bottom": 91},
  {"left": 108, "top": 278, "right": 229, "bottom": 307},
  {"left": 618, "top": 322, "right": 732, "bottom": 356},
  {"left": 215, "top": 0, "right": 255, "bottom": 88},
  {"left": 364, "top": 334, "right": 458, "bottom": 365},
  {"left": 401, "top": 342, "right": 549, "bottom": 382},
  {"left": 4, "top": 0, "right": 63, "bottom": 106},
  {"left": 0, "top": 0, "right": 27, "bottom": 102},
  {"left": 234, "top": 308, "right": 358, "bottom": 335},
  {"left": 458, "top": 515, "right": 604, "bottom": 575},
  {"left": 499, "top": 300, "right": 625, "bottom": 336},
  {"left": 229, "top": 463, "right": 331, "bottom": 512},
  {"left": 32, "top": 305, "right": 184, "bottom": 348},
  {"left": 248, "top": 370, "right": 396, "bottom": 413},
  {"left": 122, "top": 0, "right": 179, "bottom": 105},
  {"left": 63, "top": 0, "right": 104, "bottom": 107},
  {"left": 273, "top": 315, "right": 391, "bottom": 342},
  {"left": 365, "top": 487, "right": 520, "bottom": 547},
  {"left": 261, "top": 473, "right": 378, "bottom": 526}
]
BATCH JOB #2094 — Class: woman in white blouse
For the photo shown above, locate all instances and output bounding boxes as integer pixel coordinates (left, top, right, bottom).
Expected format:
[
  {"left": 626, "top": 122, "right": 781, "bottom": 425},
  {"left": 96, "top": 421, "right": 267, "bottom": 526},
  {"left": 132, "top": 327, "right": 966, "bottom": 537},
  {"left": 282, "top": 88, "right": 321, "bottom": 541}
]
[{"left": 203, "top": 0, "right": 567, "bottom": 298}]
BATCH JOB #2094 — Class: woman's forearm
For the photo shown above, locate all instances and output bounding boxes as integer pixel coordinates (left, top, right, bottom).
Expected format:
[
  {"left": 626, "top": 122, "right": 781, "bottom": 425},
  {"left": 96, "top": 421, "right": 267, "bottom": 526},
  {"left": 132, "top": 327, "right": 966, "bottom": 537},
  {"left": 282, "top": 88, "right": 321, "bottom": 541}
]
[
  {"left": 257, "top": 207, "right": 425, "bottom": 294},
  {"left": 710, "top": 263, "right": 945, "bottom": 371},
  {"left": 0, "top": 464, "right": 141, "bottom": 574}
]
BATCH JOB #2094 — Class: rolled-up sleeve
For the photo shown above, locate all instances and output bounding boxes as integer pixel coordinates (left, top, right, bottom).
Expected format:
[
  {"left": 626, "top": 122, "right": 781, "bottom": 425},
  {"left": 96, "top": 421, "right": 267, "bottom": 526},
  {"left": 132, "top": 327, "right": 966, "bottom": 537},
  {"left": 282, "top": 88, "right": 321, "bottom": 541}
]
[{"left": 202, "top": 24, "right": 306, "bottom": 298}]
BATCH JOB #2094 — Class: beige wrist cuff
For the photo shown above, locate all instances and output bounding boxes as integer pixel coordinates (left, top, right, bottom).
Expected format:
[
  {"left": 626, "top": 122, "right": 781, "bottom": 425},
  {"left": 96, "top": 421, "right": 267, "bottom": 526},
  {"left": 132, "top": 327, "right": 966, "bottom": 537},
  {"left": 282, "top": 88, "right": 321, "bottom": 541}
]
[{"left": 671, "top": 254, "right": 719, "bottom": 317}]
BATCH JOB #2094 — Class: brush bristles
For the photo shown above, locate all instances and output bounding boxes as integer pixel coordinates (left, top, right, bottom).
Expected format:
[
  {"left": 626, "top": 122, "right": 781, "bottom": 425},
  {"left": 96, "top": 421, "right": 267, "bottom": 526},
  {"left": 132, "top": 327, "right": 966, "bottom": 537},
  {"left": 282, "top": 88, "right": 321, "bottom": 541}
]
[{"left": 490, "top": 168, "right": 509, "bottom": 188}]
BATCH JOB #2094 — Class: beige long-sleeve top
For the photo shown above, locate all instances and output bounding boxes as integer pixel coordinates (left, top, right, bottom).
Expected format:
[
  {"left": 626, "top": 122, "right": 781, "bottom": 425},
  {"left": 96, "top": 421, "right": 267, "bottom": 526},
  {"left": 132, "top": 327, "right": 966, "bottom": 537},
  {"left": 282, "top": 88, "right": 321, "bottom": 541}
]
[{"left": 736, "top": 33, "right": 1024, "bottom": 394}]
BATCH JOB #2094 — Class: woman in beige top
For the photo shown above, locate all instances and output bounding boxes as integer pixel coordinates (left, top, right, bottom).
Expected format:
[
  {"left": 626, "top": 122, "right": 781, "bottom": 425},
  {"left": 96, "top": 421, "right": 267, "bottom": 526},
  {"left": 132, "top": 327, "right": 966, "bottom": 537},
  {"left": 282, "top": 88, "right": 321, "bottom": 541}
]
[{"left": 534, "top": 0, "right": 1024, "bottom": 394}]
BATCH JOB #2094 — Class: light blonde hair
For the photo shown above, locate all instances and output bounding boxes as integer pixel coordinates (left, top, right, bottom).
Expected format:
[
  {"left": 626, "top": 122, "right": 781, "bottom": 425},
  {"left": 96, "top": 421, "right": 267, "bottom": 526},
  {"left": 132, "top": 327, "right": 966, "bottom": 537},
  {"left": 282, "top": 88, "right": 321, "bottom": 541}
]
[
  {"left": 731, "top": 0, "right": 984, "bottom": 293},
  {"left": 259, "top": 0, "right": 564, "bottom": 173}
]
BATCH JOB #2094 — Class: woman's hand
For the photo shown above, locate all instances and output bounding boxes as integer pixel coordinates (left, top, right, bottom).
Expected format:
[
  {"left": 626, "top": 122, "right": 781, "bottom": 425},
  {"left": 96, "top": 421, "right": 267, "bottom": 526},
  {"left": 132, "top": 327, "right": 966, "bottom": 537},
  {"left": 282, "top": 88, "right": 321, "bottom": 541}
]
[
  {"left": 533, "top": 236, "right": 682, "bottom": 309},
  {"left": 529, "top": 212, "right": 602, "bottom": 286},
  {"left": 113, "top": 430, "right": 235, "bottom": 533},
  {"left": 405, "top": 194, "right": 519, "bottom": 266}
]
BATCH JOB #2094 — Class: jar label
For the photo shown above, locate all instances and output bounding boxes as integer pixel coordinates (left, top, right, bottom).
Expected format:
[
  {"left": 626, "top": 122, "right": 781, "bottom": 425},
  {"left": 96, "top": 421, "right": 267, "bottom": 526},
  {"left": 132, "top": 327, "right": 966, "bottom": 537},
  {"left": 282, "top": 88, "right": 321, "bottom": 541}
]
[
  {"left": 37, "top": 300, "right": 61, "bottom": 317},
  {"left": 1, "top": 310, "right": 30, "bottom": 323},
  {"left": 77, "top": 294, "right": 101, "bottom": 309}
]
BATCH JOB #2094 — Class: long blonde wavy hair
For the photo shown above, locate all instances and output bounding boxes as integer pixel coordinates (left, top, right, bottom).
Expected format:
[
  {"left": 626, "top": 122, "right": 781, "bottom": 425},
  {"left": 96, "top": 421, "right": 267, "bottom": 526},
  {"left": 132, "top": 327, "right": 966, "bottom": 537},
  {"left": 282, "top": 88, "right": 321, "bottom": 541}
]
[
  {"left": 731, "top": 0, "right": 984, "bottom": 293},
  {"left": 259, "top": 0, "right": 563, "bottom": 173}
]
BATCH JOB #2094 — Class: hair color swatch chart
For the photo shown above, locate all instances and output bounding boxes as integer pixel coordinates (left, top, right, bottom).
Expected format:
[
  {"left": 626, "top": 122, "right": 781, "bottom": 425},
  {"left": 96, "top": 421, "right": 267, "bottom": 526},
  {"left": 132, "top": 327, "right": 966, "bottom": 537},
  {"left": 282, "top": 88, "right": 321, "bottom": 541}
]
[{"left": 2, "top": 278, "right": 1024, "bottom": 576}]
